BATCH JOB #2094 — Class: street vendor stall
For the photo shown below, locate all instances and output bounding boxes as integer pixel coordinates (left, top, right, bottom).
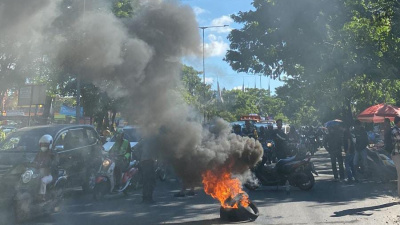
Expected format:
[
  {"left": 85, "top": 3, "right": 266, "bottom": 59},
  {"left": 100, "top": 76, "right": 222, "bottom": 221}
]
[{"left": 357, "top": 104, "right": 400, "bottom": 123}]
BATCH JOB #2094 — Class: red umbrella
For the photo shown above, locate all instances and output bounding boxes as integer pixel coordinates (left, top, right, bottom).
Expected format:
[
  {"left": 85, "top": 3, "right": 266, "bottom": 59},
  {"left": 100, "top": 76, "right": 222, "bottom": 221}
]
[{"left": 357, "top": 104, "right": 400, "bottom": 123}]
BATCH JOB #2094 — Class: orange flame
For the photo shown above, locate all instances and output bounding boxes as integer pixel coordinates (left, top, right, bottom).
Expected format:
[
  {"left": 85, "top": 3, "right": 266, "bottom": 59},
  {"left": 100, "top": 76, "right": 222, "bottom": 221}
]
[{"left": 202, "top": 168, "right": 249, "bottom": 209}]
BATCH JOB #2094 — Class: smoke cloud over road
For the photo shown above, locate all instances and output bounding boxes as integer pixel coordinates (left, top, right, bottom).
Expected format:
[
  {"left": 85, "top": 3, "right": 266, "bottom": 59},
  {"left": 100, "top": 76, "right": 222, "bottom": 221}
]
[{"left": 0, "top": 0, "right": 262, "bottom": 185}]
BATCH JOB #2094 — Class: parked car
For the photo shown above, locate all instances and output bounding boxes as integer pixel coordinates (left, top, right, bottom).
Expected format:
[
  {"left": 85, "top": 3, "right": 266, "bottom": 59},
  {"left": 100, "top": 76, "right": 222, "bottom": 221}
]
[
  {"left": 0, "top": 124, "right": 103, "bottom": 201},
  {"left": 103, "top": 126, "right": 141, "bottom": 152}
]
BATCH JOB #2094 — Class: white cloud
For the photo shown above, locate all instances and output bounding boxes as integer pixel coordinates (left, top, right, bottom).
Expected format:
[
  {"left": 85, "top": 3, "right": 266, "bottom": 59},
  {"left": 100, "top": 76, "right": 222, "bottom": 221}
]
[
  {"left": 193, "top": 6, "right": 208, "bottom": 16},
  {"left": 205, "top": 77, "right": 214, "bottom": 84},
  {"left": 210, "top": 15, "right": 234, "bottom": 33},
  {"left": 233, "top": 86, "right": 243, "bottom": 90},
  {"left": 204, "top": 34, "right": 229, "bottom": 57}
]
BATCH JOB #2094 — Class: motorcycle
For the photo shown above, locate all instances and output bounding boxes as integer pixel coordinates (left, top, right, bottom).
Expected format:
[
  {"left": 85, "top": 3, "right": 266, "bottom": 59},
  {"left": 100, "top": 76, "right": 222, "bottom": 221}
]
[
  {"left": 93, "top": 154, "right": 140, "bottom": 200},
  {"left": 245, "top": 155, "right": 318, "bottom": 192},
  {"left": 13, "top": 166, "right": 67, "bottom": 223},
  {"left": 306, "top": 135, "right": 318, "bottom": 156},
  {"left": 318, "top": 135, "right": 324, "bottom": 148}
]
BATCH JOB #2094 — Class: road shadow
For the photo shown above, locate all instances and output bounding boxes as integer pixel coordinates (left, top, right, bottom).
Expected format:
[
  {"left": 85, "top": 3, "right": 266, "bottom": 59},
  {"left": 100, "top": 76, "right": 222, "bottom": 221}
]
[
  {"left": 25, "top": 180, "right": 228, "bottom": 225},
  {"left": 24, "top": 149, "right": 398, "bottom": 225},
  {"left": 162, "top": 218, "right": 223, "bottom": 225},
  {"left": 331, "top": 202, "right": 399, "bottom": 217}
]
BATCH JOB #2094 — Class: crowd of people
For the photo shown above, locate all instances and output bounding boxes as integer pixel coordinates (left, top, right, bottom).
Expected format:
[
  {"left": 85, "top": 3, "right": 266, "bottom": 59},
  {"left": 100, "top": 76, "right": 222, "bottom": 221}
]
[
  {"left": 232, "top": 117, "right": 400, "bottom": 198},
  {"left": 8, "top": 116, "right": 400, "bottom": 205}
]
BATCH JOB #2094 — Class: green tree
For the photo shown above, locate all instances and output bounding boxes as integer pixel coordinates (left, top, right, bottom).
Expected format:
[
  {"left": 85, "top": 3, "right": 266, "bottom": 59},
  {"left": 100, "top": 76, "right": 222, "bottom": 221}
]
[
  {"left": 180, "top": 65, "right": 214, "bottom": 121},
  {"left": 112, "top": 0, "right": 135, "bottom": 18},
  {"left": 226, "top": 0, "right": 400, "bottom": 125}
]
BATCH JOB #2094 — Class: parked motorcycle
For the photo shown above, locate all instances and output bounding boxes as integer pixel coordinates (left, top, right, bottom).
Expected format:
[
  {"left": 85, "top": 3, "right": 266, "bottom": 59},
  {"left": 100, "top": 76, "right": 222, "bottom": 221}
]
[
  {"left": 14, "top": 166, "right": 67, "bottom": 223},
  {"left": 245, "top": 155, "right": 318, "bottom": 191},
  {"left": 93, "top": 155, "right": 140, "bottom": 200}
]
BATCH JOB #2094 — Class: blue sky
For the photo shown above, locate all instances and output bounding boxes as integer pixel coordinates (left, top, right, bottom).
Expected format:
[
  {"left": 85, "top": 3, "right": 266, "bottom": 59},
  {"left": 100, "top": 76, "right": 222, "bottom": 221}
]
[{"left": 181, "top": 0, "right": 284, "bottom": 94}]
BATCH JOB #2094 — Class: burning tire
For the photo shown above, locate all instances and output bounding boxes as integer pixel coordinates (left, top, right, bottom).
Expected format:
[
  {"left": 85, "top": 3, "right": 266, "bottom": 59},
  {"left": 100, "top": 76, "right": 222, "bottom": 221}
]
[{"left": 220, "top": 202, "right": 259, "bottom": 222}]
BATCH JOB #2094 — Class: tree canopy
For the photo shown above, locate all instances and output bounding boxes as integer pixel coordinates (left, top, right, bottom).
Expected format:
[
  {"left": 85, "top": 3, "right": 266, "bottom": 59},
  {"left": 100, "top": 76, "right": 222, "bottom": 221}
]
[{"left": 225, "top": 0, "right": 400, "bottom": 124}]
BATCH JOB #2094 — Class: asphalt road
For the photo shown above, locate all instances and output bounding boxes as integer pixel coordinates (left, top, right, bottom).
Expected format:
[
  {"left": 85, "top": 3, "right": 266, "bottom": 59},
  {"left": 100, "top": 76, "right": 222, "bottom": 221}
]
[{"left": 9, "top": 149, "right": 400, "bottom": 225}]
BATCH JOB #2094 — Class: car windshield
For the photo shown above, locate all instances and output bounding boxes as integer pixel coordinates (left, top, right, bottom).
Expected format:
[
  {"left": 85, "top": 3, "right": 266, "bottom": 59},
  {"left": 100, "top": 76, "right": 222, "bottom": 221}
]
[
  {"left": 110, "top": 128, "right": 141, "bottom": 142},
  {"left": 0, "top": 130, "right": 48, "bottom": 152}
]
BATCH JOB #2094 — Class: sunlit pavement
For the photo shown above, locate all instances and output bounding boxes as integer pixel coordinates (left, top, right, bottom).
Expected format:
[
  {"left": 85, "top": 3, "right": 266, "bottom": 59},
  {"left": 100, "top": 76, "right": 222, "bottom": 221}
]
[{"left": 17, "top": 149, "right": 400, "bottom": 225}]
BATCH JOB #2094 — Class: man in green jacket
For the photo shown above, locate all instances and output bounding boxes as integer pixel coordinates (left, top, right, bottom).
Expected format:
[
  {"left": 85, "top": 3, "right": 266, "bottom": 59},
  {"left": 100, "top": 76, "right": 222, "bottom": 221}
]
[{"left": 110, "top": 128, "right": 131, "bottom": 189}]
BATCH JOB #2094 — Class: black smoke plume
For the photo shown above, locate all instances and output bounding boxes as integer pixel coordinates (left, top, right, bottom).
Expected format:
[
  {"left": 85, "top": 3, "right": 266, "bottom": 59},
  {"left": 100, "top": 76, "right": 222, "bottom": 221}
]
[{"left": 0, "top": 0, "right": 262, "bottom": 186}]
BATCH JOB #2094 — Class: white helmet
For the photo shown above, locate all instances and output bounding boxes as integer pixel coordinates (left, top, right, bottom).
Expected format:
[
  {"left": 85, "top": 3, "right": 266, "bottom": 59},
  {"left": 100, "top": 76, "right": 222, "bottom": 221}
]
[{"left": 39, "top": 134, "right": 53, "bottom": 152}]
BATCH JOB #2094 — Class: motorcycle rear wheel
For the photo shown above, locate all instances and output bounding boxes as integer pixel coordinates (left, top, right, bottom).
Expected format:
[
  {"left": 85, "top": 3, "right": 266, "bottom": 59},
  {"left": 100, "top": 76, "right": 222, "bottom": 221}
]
[
  {"left": 82, "top": 168, "right": 97, "bottom": 193},
  {"left": 93, "top": 182, "right": 109, "bottom": 200},
  {"left": 297, "top": 172, "right": 315, "bottom": 191}
]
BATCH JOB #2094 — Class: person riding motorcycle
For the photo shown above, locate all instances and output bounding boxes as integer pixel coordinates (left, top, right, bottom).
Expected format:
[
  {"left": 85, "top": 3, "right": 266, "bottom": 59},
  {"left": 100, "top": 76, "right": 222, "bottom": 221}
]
[
  {"left": 258, "top": 126, "right": 266, "bottom": 142},
  {"left": 287, "top": 126, "right": 300, "bottom": 143},
  {"left": 287, "top": 126, "right": 300, "bottom": 156},
  {"left": 232, "top": 124, "right": 243, "bottom": 136},
  {"left": 265, "top": 124, "right": 275, "bottom": 140},
  {"left": 242, "top": 120, "right": 258, "bottom": 139},
  {"left": 109, "top": 128, "right": 131, "bottom": 189},
  {"left": 33, "top": 134, "right": 54, "bottom": 201},
  {"left": 274, "top": 119, "right": 288, "bottom": 160}
]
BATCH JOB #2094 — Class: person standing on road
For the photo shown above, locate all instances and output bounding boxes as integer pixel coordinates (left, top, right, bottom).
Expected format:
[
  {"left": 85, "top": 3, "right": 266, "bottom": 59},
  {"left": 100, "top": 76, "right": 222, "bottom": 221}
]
[
  {"left": 391, "top": 116, "right": 400, "bottom": 197},
  {"left": 136, "top": 135, "right": 158, "bottom": 203},
  {"left": 384, "top": 118, "right": 393, "bottom": 155},
  {"left": 343, "top": 126, "right": 356, "bottom": 183},
  {"left": 325, "top": 125, "right": 345, "bottom": 181},
  {"left": 353, "top": 120, "right": 369, "bottom": 180},
  {"left": 274, "top": 119, "right": 288, "bottom": 160}
]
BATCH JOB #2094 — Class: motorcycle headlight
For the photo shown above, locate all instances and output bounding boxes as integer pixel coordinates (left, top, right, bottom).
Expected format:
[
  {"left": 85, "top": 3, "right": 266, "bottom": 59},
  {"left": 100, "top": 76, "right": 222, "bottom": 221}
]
[
  {"left": 267, "top": 143, "right": 272, "bottom": 148},
  {"left": 102, "top": 159, "right": 111, "bottom": 167},
  {"left": 21, "top": 170, "right": 33, "bottom": 184}
]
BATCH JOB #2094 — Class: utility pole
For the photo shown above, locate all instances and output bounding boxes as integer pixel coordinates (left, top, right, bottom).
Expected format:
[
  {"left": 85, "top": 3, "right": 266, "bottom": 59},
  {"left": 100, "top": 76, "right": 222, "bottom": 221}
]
[
  {"left": 76, "top": 0, "right": 86, "bottom": 124},
  {"left": 198, "top": 25, "right": 229, "bottom": 124}
]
